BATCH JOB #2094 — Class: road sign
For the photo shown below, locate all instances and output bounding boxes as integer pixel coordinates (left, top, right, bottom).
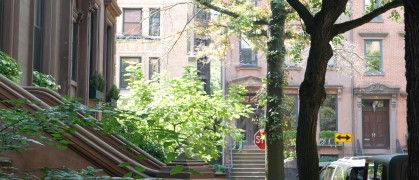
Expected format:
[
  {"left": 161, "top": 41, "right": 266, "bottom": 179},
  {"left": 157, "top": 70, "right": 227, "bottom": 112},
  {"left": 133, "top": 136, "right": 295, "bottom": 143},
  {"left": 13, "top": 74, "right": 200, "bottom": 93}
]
[
  {"left": 334, "top": 133, "right": 352, "bottom": 142},
  {"left": 254, "top": 129, "right": 266, "bottom": 150}
]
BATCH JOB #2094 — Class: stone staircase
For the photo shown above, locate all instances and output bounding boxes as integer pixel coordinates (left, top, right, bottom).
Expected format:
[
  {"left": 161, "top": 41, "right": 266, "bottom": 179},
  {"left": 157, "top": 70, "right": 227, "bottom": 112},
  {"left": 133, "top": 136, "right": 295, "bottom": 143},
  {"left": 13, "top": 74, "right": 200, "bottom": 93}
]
[{"left": 230, "top": 148, "right": 265, "bottom": 180}]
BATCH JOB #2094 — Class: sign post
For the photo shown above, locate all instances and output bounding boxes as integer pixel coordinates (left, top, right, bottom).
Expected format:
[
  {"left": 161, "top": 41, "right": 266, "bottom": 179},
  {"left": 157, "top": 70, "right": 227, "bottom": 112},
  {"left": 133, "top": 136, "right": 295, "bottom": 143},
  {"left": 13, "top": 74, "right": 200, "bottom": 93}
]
[
  {"left": 334, "top": 133, "right": 352, "bottom": 143},
  {"left": 254, "top": 129, "right": 266, "bottom": 150},
  {"left": 334, "top": 133, "right": 352, "bottom": 157}
]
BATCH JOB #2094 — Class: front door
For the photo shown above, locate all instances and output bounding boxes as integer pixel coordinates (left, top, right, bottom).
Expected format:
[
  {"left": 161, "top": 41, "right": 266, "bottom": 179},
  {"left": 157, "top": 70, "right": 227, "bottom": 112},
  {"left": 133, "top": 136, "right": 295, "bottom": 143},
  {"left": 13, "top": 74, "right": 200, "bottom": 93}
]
[
  {"left": 238, "top": 116, "right": 259, "bottom": 145},
  {"left": 362, "top": 100, "right": 390, "bottom": 149}
]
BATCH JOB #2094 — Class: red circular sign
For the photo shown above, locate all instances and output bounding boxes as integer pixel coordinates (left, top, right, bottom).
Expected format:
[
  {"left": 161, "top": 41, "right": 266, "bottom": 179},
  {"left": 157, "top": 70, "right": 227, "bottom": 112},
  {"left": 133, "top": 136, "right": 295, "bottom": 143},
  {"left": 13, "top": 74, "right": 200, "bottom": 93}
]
[{"left": 254, "top": 129, "right": 266, "bottom": 150}]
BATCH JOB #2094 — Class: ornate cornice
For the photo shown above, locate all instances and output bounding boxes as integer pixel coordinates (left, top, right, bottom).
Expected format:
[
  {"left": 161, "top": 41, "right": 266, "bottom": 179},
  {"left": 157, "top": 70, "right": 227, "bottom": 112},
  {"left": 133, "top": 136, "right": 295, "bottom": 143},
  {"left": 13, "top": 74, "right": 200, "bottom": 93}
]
[
  {"left": 354, "top": 83, "right": 400, "bottom": 95},
  {"left": 104, "top": 0, "right": 122, "bottom": 19},
  {"left": 88, "top": 0, "right": 100, "bottom": 13}
]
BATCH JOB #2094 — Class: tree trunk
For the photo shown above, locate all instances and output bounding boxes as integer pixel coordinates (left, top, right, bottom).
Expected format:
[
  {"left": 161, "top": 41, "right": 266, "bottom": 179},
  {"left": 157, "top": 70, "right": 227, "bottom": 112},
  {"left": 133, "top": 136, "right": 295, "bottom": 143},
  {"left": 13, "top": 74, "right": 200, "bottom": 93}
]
[
  {"left": 404, "top": 0, "right": 419, "bottom": 179},
  {"left": 296, "top": 32, "right": 333, "bottom": 180},
  {"left": 265, "top": 1, "right": 286, "bottom": 180}
]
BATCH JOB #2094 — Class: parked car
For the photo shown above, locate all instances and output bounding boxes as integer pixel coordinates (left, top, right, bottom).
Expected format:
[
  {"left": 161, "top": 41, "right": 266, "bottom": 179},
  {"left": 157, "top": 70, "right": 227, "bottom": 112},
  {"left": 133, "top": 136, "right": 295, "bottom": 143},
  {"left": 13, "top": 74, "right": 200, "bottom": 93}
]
[
  {"left": 319, "top": 156, "right": 368, "bottom": 180},
  {"left": 320, "top": 154, "right": 408, "bottom": 180},
  {"left": 362, "top": 154, "right": 408, "bottom": 180}
]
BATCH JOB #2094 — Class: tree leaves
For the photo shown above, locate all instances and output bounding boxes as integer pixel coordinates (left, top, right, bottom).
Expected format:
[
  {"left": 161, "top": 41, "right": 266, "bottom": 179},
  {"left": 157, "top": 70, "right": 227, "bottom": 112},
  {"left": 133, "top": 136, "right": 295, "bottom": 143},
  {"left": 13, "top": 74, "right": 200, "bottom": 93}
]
[
  {"left": 189, "top": 168, "right": 202, "bottom": 175},
  {"left": 170, "top": 165, "right": 184, "bottom": 175},
  {"left": 135, "top": 165, "right": 145, "bottom": 172},
  {"left": 118, "top": 162, "right": 130, "bottom": 167},
  {"left": 118, "top": 67, "right": 252, "bottom": 162}
]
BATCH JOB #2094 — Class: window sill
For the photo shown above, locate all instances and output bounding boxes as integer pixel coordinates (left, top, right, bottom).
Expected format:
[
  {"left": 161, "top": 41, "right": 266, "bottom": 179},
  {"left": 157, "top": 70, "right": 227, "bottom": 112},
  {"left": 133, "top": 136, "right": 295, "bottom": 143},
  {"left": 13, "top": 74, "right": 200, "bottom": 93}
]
[
  {"left": 116, "top": 34, "right": 160, "bottom": 40},
  {"left": 71, "top": 80, "right": 77, "bottom": 87},
  {"left": 317, "top": 144, "right": 343, "bottom": 147},
  {"left": 364, "top": 72, "right": 385, "bottom": 76},
  {"left": 235, "top": 66, "right": 261, "bottom": 70}
]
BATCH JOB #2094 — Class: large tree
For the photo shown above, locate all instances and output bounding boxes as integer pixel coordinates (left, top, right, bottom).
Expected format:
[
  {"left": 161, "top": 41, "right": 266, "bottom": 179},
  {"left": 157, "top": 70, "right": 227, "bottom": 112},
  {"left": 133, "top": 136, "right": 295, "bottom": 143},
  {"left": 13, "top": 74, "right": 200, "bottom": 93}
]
[
  {"left": 404, "top": 0, "right": 419, "bottom": 179},
  {"left": 285, "top": 0, "right": 403, "bottom": 179},
  {"left": 196, "top": 0, "right": 288, "bottom": 179}
]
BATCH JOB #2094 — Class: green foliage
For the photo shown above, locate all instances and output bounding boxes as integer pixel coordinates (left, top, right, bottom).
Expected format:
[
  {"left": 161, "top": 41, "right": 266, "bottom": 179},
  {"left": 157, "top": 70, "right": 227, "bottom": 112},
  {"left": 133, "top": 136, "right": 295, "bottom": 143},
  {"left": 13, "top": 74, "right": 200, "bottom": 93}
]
[
  {"left": 170, "top": 165, "right": 184, "bottom": 175},
  {"left": 0, "top": 97, "right": 101, "bottom": 154},
  {"left": 213, "top": 164, "right": 226, "bottom": 174},
  {"left": 90, "top": 71, "right": 106, "bottom": 92},
  {"left": 284, "top": 130, "right": 297, "bottom": 139},
  {"left": 0, "top": 51, "right": 21, "bottom": 83},
  {"left": 319, "top": 130, "right": 338, "bottom": 146},
  {"left": 0, "top": 97, "right": 136, "bottom": 179},
  {"left": 319, "top": 156, "right": 338, "bottom": 162},
  {"left": 107, "top": 85, "right": 120, "bottom": 100},
  {"left": 319, "top": 130, "right": 338, "bottom": 139},
  {"left": 118, "top": 66, "right": 252, "bottom": 162},
  {"left": 33, "top": 71, "right": 61, "bottom": 91}
]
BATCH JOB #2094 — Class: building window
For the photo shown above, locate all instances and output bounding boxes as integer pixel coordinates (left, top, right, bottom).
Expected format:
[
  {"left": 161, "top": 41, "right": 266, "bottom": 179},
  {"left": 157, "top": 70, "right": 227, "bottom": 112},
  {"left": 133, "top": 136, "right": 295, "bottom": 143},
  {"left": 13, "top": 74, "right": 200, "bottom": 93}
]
[
  {"left": 328, "top": 54, "right": 337, "bottom": 68},
  {"left": 0, "top": 0, "right": 4, "bottom": 50},
  {"left": 123, "top": 8, "right": 142, "bottom": 35},
  {"left": 71, "top": 22, "right": 78, "bottom": 81},
  {"left": 149, "top": 57, "right": 160, "bottom": 79},
  {"left": 285, "top": 94, "right": 298, "bottom": 129},
  {"left": 365, "top": 40, "right": 382, "bottom": 73},
  {"left": 320, "top": 95, "right": 337, "bottom": 131},
  {"left": 196, "top": 5, "right": 210, "bottom": 21},
  {"left": 149, "top": 8, "right": 160, "bottom": 36},
  {"left": 240, "top": 37, "right": 257, "bottom": 66},
  {"left": 33, "top": 0, "right": 44, "bottom": 71},
  {"left": 194, "top": 37, "right": 210, "bottom": 52},
  {"left": 364, "top": 0, "right": 381, "bottom": 21},
  {"left": 120, "top": 57, "right": 141, "bottom": 88}
]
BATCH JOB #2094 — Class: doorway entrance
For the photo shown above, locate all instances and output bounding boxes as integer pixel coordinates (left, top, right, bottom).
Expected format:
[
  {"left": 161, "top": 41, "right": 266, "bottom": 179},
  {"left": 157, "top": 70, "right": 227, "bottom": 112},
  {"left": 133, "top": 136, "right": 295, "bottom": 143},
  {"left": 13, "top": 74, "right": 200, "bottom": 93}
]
[
  {"left": 362, "top": 100, "right": 390, "bottom": 149},
  {"left": 237, "top": 106, "right": 264, "bottom": 146}
]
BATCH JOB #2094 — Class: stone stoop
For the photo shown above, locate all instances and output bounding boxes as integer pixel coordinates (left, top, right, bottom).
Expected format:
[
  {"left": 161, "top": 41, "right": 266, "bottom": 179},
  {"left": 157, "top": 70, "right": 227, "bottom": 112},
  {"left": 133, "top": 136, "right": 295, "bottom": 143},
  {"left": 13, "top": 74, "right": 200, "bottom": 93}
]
[{"left": 230, "top": 149, "right": 266, "bottom": 180}]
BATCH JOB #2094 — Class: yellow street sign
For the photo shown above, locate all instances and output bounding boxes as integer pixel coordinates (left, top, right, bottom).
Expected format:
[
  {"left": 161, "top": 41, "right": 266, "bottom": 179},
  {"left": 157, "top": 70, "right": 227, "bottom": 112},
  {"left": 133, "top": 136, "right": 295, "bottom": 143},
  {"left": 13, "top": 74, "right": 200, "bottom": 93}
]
[{"left": 334, "top": 133, "right": 352, "bottom": 142}]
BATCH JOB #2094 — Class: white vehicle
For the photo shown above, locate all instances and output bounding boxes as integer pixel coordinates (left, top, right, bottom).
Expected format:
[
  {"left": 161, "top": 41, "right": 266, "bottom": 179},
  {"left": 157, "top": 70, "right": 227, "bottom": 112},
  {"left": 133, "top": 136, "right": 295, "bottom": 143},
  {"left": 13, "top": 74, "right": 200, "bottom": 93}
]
[{"left": 319, "top": 156, "right": 370, "bottom": 180}]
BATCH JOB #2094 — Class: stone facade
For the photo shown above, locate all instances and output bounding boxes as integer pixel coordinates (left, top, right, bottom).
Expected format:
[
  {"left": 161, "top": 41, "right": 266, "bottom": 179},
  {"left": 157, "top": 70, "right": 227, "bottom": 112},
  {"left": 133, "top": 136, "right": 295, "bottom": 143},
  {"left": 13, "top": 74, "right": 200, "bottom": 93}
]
[
  {"left": 115, "top": 0, "right": 211, "bottom": 94},
  {"left": 0, "top": 0, "right": 121, "bottom": 105}
]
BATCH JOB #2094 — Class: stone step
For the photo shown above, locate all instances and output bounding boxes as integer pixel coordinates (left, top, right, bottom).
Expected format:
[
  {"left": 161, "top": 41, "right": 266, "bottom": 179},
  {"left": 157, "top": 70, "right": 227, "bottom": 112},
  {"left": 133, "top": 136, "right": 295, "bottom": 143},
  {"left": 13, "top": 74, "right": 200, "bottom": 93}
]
[
  {"left": 230, "top": 176, "right": 265, "bottom": 180},
  {"left": 233, "top": 164, "right": 265, "bottom": 168},
  {"left": 233, "top": 160, "right": 265, "bottom": 165},
  {"left": 232, "top": 152, "right": 265, "bottom": 158},
  {"left": 232, "top": 168, "right": 265, "bottom": 173},
  {"left": 231, "top": 172, "right": 266, "bottom": 177},
  {"left": 232, "top": 156, "right": 265, "bottom": 161},
  {"left": 233, "top": 149, "right": 265, "bottom": 154}
]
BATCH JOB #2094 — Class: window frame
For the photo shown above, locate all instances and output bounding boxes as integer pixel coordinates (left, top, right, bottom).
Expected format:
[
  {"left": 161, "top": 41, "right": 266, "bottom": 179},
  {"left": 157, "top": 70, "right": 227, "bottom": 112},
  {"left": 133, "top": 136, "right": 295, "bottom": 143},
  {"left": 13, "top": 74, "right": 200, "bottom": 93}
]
[
  {"left": 33, "top": 0, "right": 44, "bottom": 72},
  {"left": 319, "top": 94, "right": 338, "bottom": 131},
  {"left": 285, "top": 94, "right": 299, "bottom": 128},
  {"left": 239, "top": 37, "right": 258, "bottom": 67},
  {"left": 71, "top": 21, "right": 78, "bottom": 82},
  {"left": 149, "top": 8, "right": 160, "bottom": 36},
  {"left": 363, "top": 0, "right": 382, "bottom": 21},
  {"left": 149, "top": 57, "right": 160, "bottom": 80},
  {"left": 122, "top": 8, "right": 142, "bottom": 36},
  {"left": 119, "top": 57, "right": 141, "bottom": 89},
  {"left": 364, "top": 39, "right": 383, "bottom": 74}
]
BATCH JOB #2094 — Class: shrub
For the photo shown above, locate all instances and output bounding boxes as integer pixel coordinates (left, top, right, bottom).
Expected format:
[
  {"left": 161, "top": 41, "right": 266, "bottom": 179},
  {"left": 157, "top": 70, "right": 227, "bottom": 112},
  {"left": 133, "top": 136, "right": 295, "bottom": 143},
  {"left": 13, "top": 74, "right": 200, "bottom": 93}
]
[
  {"left": 213, "top": 164, "right": 226, "bottom": 174},
  {"left": 33, "top": 71, "right": 61, "bottom": 91},
  {"left": 319, "top": 130, "right": 338, "bottom": 139},
  {"left": 107, "top": 85, "right": 120, "bottom": 100},
  {"left": 0, "top": 51, "right": 21, "bottom": 83},
  {"left": 284, "top": 130, "right": 297, "bottom": 138},
  {"left": 89, "top": 71, "right": 105, "bottom": 92},
  {"left": 319, "top": 156, "right": 338, "bottom": 162}
]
